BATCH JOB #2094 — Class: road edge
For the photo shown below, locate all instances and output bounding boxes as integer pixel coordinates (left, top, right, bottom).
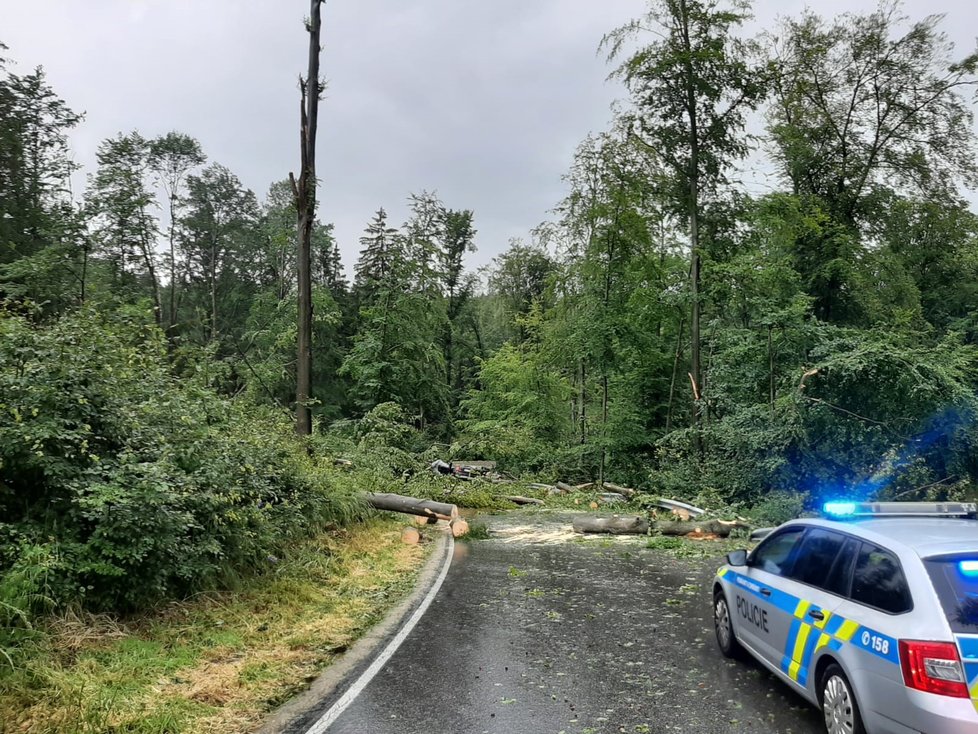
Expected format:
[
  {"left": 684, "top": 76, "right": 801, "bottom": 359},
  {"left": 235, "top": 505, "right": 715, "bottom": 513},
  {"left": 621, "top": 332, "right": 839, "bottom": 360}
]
[{"left": 258, "top": 527, "right": 453, "bottom": 734}]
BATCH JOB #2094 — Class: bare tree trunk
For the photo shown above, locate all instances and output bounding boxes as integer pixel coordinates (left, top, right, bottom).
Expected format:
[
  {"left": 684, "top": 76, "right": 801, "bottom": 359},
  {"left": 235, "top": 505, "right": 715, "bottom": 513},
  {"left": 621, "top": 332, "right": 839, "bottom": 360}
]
[
  {"left": 666, "top": 317, "right": 685, "bottom": 431},
  {"left": 679, "top": 0, "right": 702, "bottom": 452},
  {"left": 210, "top": 236, "right": 218, "bottom": 342},
  {"left": 768, "top": 325, "right": 775, "bottom": 415},
  {"left": 579, "top": 359, "right": 587, "bottom": 444},
  {"left": 291, "top": 0, "right": 324, "bottom": 437},
  {"left": 599, "top": 373, "right": 609, "bottom": 484},
  {"left": 168, "top": 194, "right": 178, "bottom": 337}
]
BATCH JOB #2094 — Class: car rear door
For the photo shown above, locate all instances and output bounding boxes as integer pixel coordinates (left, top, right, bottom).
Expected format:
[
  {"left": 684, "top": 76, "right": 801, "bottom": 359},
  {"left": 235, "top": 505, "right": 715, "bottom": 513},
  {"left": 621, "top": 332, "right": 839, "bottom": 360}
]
[{"left": 771, "top": 529, "right": 857, "bottom": 690}]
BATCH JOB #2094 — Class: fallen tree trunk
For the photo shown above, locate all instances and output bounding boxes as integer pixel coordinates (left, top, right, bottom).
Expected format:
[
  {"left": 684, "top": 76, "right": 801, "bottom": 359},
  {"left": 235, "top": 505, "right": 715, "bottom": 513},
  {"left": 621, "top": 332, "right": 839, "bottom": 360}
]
[
  {"left": 555, "top": 481, "right": 575, "bottom": 494},
  {"left": 364, "top": 493, "right": 458, "bottom": 521},
  {"left": 501, "top": 495, "right": 545, "bottom": 506},
  {"left": 573, "top": 516, "right": 749, "bottom": 537},
  {"left": 651, "top": 520, "right": 746, "bottom": 538},
  {"left": 574, "top": 482, "right": 594, "bottom": 490},
  {"left": 572, "top": 515, "right": 649, "bottom": 535},
  {"left": 601, "top": 482, "right": 637, "bottom": 498}
]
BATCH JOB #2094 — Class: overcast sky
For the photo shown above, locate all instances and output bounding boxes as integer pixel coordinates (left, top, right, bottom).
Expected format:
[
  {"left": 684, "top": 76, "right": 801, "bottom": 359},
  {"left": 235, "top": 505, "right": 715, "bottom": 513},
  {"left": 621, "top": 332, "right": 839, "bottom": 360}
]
[{"left": 2, "top": 1, "right": 977, "bottom": 274}]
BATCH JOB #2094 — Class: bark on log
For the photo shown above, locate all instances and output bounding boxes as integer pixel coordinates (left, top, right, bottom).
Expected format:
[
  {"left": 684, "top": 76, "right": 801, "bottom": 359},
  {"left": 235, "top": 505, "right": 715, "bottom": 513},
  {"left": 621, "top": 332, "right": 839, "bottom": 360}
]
[
  {"left": 602, "top": 482, "right": 637, "bottom": 497},
  {"left": 555, "top": 482, "right": 575, "bottom": 494},
  {"left": 572, "top": 515, "right": 649, "bottom": 535},
  {"left": 574, "top": 482, "right": 594, "bottom": 490},
  {"left": 573, "top": 516, "right": 749, "bottom": 537},
  {"left": 501, "top": 495, "right": 545, "bottom": 506},
  {"left": 365, "top": 493, "right": 458, "bottom": 521},
  {"left": 652, "top": 520, "right": 748, "bottom": 538},
  {"left": 529, "top": 483, "right": 557, "bottom": 492}
]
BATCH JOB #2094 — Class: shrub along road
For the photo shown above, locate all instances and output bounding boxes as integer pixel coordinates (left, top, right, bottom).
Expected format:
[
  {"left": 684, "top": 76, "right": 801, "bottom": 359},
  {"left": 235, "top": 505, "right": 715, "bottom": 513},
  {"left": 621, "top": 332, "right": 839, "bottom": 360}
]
[{"left": 282, "top": 512, "right": 823, "bottom": 734}]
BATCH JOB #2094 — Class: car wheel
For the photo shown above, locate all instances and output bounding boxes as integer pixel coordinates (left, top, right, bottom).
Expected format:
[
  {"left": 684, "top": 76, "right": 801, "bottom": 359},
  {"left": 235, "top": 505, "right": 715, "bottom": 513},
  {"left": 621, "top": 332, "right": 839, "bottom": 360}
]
[
  {"left": 713, "top": 590, "right": 741, "bottom": 658},
  {"left": 820, "top": 663, "right": 865, "bottom": 734}
]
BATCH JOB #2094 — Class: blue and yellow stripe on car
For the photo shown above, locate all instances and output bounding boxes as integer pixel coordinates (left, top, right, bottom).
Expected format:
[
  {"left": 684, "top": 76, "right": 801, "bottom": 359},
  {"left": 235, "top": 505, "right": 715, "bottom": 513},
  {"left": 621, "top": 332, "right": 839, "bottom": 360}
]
[
  {"left": 957, "top": 636, "right": 978, "bottom": 714},
  {"left": 718, "top": 568, "right": 898, "bottom": 688}
]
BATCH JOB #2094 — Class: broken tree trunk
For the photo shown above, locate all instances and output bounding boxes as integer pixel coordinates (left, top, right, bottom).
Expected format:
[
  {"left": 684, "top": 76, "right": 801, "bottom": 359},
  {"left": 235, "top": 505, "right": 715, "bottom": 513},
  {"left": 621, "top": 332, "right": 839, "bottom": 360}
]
[
  {"left": 501, "top": 495, "right": 545, "bottom": 506},
  {"left": 601, "top": 482, "right": 637, "bottom": 498},
  {"left": 572, "top": 515, "right": 649, "bottom": 535},
  {"left": 365, "top": 493, "right": 459, "bottom": 522},
  {"left": 651, "top": 519, "right": 746, "bottom": 538},
  {"left": 573, "top": 516, "right": 749, "bottom": 538}
]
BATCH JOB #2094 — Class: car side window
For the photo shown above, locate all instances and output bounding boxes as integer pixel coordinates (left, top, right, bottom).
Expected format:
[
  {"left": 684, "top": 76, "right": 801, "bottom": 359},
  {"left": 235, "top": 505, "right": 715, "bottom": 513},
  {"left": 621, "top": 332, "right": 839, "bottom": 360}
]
[
  {"left": 823, "top": 538, "right": 859, "bottom": 597},
  {"left": 788, "top": 529, "right": 847, "bottom": 590},
  {"left": 750, "top": 527, "right": 805, "bottom": 577},
  {"left": 851, "top": 543, "right": 912, "bottom": 614}
]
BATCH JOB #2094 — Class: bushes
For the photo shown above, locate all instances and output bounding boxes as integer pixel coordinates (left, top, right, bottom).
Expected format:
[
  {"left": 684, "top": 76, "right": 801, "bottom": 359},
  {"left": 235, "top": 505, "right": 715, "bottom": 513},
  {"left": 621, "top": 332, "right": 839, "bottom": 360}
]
[{"left": 0, "top": 306, "right": 366, "bottom": 627}]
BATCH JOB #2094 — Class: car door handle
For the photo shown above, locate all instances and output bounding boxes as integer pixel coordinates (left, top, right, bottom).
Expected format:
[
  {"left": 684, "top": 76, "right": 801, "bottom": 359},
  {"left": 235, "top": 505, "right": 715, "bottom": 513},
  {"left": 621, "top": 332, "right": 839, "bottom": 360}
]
[
  {"left": 808, "top": 609, "right": 825, "bottom": 621},
  {"left": 760, "top": 588, "right": 772, "bottom": 597}
]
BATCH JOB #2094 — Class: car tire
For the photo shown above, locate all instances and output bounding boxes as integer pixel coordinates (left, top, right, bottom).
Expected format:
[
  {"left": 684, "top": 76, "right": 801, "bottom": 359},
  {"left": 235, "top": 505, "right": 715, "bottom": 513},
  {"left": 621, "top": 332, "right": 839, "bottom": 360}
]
[
  {"left": 820, "top": 663, "right": 866, "bottom": 734},
  {"left": 713, "top": 590, "right": 742, "bottom": 658}
]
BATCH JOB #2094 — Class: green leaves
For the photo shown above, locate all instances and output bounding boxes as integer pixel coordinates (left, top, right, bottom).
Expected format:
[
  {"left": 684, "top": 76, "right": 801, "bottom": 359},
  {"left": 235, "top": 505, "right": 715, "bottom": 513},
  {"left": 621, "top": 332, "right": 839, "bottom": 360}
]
[{"left": 0, "top": 308, "right": 366, "bottom": 616}]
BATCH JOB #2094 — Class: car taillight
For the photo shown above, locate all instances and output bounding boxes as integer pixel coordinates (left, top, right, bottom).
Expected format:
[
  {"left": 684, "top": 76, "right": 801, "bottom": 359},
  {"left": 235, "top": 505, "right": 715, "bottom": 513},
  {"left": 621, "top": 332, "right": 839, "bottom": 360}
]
[{"left": 899, "top": 640, "right": 969, "bottom": 698}]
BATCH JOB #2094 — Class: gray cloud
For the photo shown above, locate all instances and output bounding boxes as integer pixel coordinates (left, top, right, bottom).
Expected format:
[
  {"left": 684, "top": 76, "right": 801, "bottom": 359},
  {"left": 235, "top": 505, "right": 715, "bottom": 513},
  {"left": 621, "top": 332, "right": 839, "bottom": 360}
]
[{"left": 2, "top": 0, "right": 976, "bottom": 274}]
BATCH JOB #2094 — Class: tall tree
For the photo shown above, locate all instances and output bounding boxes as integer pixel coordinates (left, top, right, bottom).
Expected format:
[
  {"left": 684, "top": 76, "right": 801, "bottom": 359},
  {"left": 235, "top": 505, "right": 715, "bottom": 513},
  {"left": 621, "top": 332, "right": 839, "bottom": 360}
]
[
  {"left": 767, "top": 3, "right": 978, "bottom": 228},
  {"left": 179, "top": 164, "right": 261, "bottom": 344},
  {"left": 603, "top": 0, "right": 764, "bottom": 435},
  {"left": 148, "top": 132, "right": 205, "bottom": 336},
  {"left": 439, "top": 208, "right": 476, "bottom": 393},
  {"left": 86, "top": 132, "right": 162, "bottom": 323},
  {"left": 354, "top": 207, "right": 401, "bottom": 299},
  {"left": 290, "top": 0, "right": 324, "bottom": 436},
  {"left": 0, "top": 56, "right": 81, "bottom": 265}
]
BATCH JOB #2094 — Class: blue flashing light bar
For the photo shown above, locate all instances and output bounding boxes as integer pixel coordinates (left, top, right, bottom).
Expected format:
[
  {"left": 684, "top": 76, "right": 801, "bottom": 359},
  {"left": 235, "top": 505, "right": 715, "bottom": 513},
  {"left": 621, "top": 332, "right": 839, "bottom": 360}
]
[
  {"left": 823, "top": 502, "right": 857, "bottom": 517},
  {"left": 822, "top": 501, "right": 978, "bottom": 520},
  {"left": 958, "top": 561, "right": 978, "bottom": 578}
]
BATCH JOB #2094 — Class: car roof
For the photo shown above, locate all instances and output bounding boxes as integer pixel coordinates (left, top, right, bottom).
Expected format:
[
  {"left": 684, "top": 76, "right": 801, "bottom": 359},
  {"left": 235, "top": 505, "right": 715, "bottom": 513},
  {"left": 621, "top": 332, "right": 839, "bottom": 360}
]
[{"left": 785, "top": 517, "right": 978, "bottom": 559}]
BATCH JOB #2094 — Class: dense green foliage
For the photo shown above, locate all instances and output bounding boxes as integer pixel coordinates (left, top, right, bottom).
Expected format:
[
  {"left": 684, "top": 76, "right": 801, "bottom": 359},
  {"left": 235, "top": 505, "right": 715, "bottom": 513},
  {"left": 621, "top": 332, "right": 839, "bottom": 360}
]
[
  {"left": 3, "top": 0, "right": 978, "bottom": 631},
  {"left": 0, "top": 308, "right": 365, "bottom": 627}
]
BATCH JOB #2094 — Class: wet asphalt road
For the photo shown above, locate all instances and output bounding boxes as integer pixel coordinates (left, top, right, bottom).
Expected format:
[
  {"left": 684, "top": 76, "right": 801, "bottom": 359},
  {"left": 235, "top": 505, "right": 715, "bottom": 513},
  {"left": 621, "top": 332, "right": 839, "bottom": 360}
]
[{"left": 286, "top": 513, "right": 824, "bottom": 734}]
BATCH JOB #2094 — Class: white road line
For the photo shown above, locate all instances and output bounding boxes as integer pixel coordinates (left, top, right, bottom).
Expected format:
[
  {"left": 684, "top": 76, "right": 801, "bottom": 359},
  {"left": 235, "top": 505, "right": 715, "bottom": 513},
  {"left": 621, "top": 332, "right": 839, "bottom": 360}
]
[{"left": 302, "top": 533, "right": 455, "bottom": 734}]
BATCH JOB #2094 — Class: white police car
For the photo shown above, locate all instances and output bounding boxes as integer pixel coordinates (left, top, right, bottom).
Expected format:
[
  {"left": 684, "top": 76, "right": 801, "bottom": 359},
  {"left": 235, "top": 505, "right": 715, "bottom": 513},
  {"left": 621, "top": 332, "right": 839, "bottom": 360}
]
[{"left": 713, "top": 501, "right": 978, "bottom": 734}]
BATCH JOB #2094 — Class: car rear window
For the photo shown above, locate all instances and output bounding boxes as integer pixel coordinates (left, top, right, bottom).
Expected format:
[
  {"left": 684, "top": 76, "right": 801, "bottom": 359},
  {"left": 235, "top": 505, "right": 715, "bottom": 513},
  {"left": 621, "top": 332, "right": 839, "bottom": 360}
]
[
  {"left": 924, "top": 557, "right": 978, "bottom": 634},
  {"left": 851, "top": 543, "right": 912, "bottom": 614}
]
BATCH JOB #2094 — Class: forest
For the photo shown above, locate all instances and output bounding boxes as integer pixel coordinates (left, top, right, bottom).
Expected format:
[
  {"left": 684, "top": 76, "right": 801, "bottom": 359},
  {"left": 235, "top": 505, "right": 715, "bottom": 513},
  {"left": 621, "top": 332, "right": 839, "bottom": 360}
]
[{"left": 4, "top": 0, "right": 978, "bottom": 625}]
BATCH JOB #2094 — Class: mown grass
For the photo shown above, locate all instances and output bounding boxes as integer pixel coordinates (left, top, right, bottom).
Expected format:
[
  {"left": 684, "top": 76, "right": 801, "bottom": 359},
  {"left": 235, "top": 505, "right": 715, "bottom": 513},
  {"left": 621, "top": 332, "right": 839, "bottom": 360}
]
[{"left": 0, "top": 519, "right": 432, "bottom": 734}]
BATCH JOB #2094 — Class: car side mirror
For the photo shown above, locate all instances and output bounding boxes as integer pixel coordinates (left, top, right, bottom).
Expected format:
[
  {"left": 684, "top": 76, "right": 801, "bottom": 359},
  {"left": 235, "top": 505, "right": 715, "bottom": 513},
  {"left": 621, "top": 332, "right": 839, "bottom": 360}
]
[{"left": 726, "top": 550, "right": 748, "bottom": 567}]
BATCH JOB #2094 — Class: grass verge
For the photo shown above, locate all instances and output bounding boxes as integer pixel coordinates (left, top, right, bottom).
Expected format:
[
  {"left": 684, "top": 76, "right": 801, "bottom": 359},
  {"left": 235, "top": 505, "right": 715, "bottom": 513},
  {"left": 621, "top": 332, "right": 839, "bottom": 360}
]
[{"left": 0, "top": 518, "right": 433, "bottom": 734}]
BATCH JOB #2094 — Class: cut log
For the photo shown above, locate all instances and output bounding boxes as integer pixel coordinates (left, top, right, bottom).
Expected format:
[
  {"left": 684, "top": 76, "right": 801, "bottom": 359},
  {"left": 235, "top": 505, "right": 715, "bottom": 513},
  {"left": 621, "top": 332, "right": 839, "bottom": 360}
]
[
  {"left": 602, "top": 482, "right": 637, "bottom": 498},
  {"left": 529, "top": 483, "right": 557, "bottom": 492},
  {"left": 501, "top": 495, "right": 545, "bottom": 506},
  {"left": 413, "top": 515, "right": 439, "bottom": 526},
  {"left": 555, "top": 482, "right": 575, "bottom": 494},
  {"left": 449, "top": 517, "right": 470, "bottom": 538},
  {"left": 651, "top": 520, "right": 748, "bottom": 538},
  {"left": 365, "top": 493, "right": 458, "bottom": 521},
  {"left": 573, "top": 515, "right": 649, "bottom": 535},
  {"left": 654, "top": 498, "right": 705, "bottom": 517},
  {"left": 574, "top": 482, "right": 594, "bottom": 490},
  {"left": 573, "top": 515, "right": 750, "bottom": 538}
]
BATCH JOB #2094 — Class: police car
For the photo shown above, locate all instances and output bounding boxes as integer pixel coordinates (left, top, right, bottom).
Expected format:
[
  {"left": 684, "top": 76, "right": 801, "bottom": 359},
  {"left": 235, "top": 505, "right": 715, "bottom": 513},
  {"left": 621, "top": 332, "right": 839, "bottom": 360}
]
[{"left": 713, "top": 501, "right": 978, "bottom": 734}]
